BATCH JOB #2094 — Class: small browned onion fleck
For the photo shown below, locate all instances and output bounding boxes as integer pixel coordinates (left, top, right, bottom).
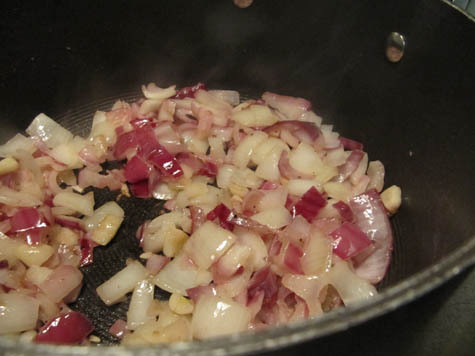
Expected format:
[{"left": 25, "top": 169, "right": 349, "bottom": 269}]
[{"left": 233, "top": 0, "right": 253, "bottom": 9}]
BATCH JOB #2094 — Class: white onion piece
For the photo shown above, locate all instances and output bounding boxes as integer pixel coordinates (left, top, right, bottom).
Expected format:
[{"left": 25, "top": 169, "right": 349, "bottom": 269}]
[
  {"left": 232, "top": 105, "right": 279, "bottom": 128},
  {"left": 299, "top": 110, "right": 322, "bottom": 126},
  {"left": 39, "top": 265, "right": 83, "bottom": 303},
  {"left": 215, "top": 268, "right": 252, "bottom": 298},
  {"left": 324, "top": 147, "right": 350, "bottom": 167},
  {"left": 26, "top": 113, "right": 73, "bottom": 148},
  {"left": 235, "top": 228, "right": 268, "bottom": 271},
  {"left": 0, "top": 186, "right": 42, "bottom": 207},
  {"left": 209, "top": 90, "right": 240, "bottom": 106},
  {"left": 127, "top": 279, "right": 154, "bottom": 330},
  {"left": 216, "top": 164, "right": 236, "bottom": 189},
  {"left": 214, "top": 243, "right": 252, "bottom": 279},
  {"left": 154, "top": 253, "right": 212, "bottom": 295},
  {"left": 251, "top": 137, "right": 289, "bottom": 166},
  {"left": 0, "top": 232, "right": 21, "bottom": 265},
  {"left": 251, "top": 207, "right": 291, "bottom": 229},
  {"left": 287, "top": 179, "right": 321, "bottom": 197},
  {"left": 15, "top": 244, "right": 54, "bottom": 267},
  {"left": 36, "top": 293, "right": 60, "bottom": 323},
  {"left": 141, "top": 83, "right": 176, "bottom": 100},
  {"left": 257, "top": 187, "right": 288, "bottom": 212},
  {"left": 301, "top": 231, "right": 332, "bottom": 275},
  {"left": 0, "top": 292, "right": 40, "bottom": 335},
  {"left": 147, "top": 209, "right": 191, "bottom": 234},
  {"left": 90, "top": 110, "right": 117, "bottom": 145},
  {"left": 53, "top": 191, "right": 94, "bottom": 216},
  {"left": 49, "top": 137, "right": 86, "bottom": 169},
  {"left": 288, "top": 142, "right": 323, "bottom": 176},
  {"left": 350, "top": 153, "right": 368, "bottom": 185},
  {"left": 281, "top": 274, "right": 325, "bottom": 316},
  {"left": 255, "top": 145, "right": 284, "bottom": 181},
  {"left": 191, "top": 295, "right": 251, "bottom": 339},
  {"left": 139, "top": 99, "right": 164, "bottom": 116},
  {"left": 25, "top": 266, "right": 54, "bottom": 287},
  {"left": 0, "top": 133, "right": 36, "bottom": 158},
  {"left": 325, "top": 261, "right": 377, "bottom": 305},
  {"left": 82, "top": 201, "right": 125, "bottom": 230},
  {"left": 184, "top": 221, "right": 237, "bottom": 270},
  {"left": 96, "top": 261, "right": 148, "bottom": 306},
  {"left": 367, "top": 161, "right": 385, "bottom": 192},
  {"left": 195, "top": 90, "right": 233, "bottom": 113},
  {"left": 232, "top": 131, "right": 267, "bottom": 169}
]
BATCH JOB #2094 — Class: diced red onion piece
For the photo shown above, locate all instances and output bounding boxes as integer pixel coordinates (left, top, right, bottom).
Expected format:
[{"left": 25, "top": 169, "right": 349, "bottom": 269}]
[
  {"left": 129, "top": 180, "right": 150, "bottom": 198},
  {"left": 248, "top": 266, "right": 279, "bottom": 307},
  {"left": 109, "top": 319, "right": 128, "bottom": 339},
  {"left": 0, "top": 260, "right": 8, "bottom": 269},
  {"left": 340, "top": 136, "right": 363, "bottom": 151},
  {"left": 186, "top": 284, "right": 218, "bottom": 304},
  {"left": 337, "top": 150, "right": 364, "bottom": 182},
  {"left": 284, "top": 243, "right": 304, "bottom": 274},
  {"left": 259, "top": 181, "right": 279, "bottom": 190},
  {"left": 79, "top": 237, "right": 97, "bottom": 267},
  {"left": 291, "top": 186, "right": 327, "bottom": 223},
  {"left": 34, "top": 311, "right": 94, "bottom": 345},
  {"left": 39, "top": 265, "right": 83, "bottom": 303},
  {"left": 54, "top": 215, "right": 85, "bottom": 232},
  {"left": 173, "top": 82, "right": 207, "bottom": 99},
  {"left": 10, "top": 208, "right": 46, "bottom": 233},
  {"left": 332, "top": 201, "right": 354, "bottom": 221},
  {"left": 145, "top": 254, "right": 170, "bottom": 275},
  {"left": 189, "top": 206, "right": 206, "bottom": 233},
  {"left": 206, "top": 204, "right": 234, "bottom": 231},
  {"left": 264, "top": 120, "right": 321, "bottom": 145},
  {"left": 148, "top": 146, "right": 183, "bottom": 178},
  {"left": 350, "top": 189, "right": 393, "bottom": 283},
  {"left": 278, "top": 150, "right": 313, "bottom": 180},
  {"left": 330, "top": 222, "right": 371, "bottom": 260},
  {"left": 262, "top": 92, "right": 311, "bottom": 120},
  {"left": 124, "top": 155, "right": 152, "bottom": 183}
]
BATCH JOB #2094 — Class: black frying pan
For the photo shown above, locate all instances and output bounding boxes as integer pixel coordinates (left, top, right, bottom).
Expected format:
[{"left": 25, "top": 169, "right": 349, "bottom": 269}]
[{"left": 0, "top": 0, "right": 474, "bottom": 355}]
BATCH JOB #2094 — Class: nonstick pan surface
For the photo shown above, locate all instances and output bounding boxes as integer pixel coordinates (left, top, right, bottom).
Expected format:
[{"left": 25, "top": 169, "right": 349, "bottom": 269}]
[{"left": 0, "top": 0, "right": 474, "bottom": 355}]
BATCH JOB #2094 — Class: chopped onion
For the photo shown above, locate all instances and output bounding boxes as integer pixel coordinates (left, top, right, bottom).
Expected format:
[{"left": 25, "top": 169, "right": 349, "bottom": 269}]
[
  {"left": 232, "top": 131, "right": 268, "bottom": 169},
  {"left": 0, "top": 134, "right": 36, "bottom": 158},
  {"left": 154, "top": 253, "right": 212, "bottom": 295},
  {"left": 281, "top": 274, "right": 325, "bottom": 316},
  {"left": 251, "top": 207, "right": 291, "bottom": 229},
  {"left": 184, "top": 221, "right": 237, "bottom": 269},
  {"left": 339, "top": 136, "right": 363, "bottom": 151},
  {"left": 367, "top": 160, "right": 385, "bottom": 192},
  {"left": 191, "top": 295, "right": 251, "bottom": 339},
  {"left": 142, "top": 83, "right": 176, "bottom": 100},
  {"left": 325, "top": 261, "right": 377, "bottom": 305},
  {"left": 301, "top": 231, "right": 332, "bottom": 275},
  {"left": 53, "top": 191, "right": 94, "bottom": 217},
  {"left": 209, "top": 90, "right": 240, "bottom": 106},
  {"left": 0, "top": 186, "right": 42, "bottom": 207},
  {"left": 26, "top": 113, "right": 73, "bottom": 149},
  {"left": 34, "top": 311, "right": 93, "bottom": 345},
  {"left": 39, "top": 265, "right": 83, "bottom": 303},
  {"left": 262, "top": 92, "right": 311, "bottom": 120},
  {"left": 127, "top": 279, "right": 154, "bottom": 330},
  {"left": 350, "top": 190, "right": 393, "bottom": 283},
  {"left": 291, "top": 186, "right": 327, "bottom": 223},
  {"left": 0, "top": 292, "right": 40, "bottom": 335},
  {"left": 330, "top": 222, "right": 371, "bottom": 260},
  {"left": 96, "top": 261, "right": 148, "bottom": 305}
]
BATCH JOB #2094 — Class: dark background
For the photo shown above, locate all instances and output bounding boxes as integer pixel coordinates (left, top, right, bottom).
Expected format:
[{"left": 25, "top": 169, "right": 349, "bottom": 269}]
[{"left": 0, "top": 1, "right": 474, "bottom": 355}]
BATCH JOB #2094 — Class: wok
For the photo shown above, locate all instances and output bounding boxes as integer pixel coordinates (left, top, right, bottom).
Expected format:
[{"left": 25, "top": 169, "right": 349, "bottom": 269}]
[{"left": 0, "top": 0, "right": 474, "bottom": 355}]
